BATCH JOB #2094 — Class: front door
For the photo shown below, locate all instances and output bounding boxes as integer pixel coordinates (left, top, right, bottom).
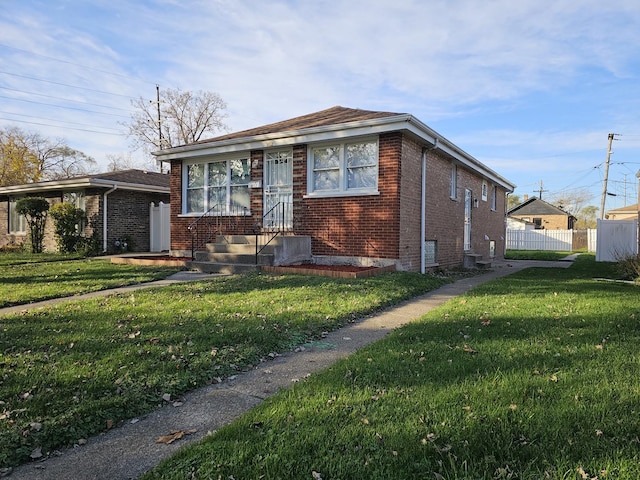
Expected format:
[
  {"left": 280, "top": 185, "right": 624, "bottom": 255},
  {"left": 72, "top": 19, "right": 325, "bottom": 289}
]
[
  {"left": 264, "top": 149, "right": 293, "bottom": 230},
  {"left": 464, "top": 189, "right": 472, "bottom": 251}
]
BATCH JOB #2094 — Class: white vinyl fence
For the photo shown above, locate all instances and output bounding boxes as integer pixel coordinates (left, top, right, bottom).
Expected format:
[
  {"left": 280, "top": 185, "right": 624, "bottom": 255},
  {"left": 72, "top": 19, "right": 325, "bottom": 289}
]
[
  {"left": 595, "top": 219, "right": 638, "bottom": 262},
  {"left": 506, "top": 229, "right": 573, "bottom": 251},
  {"left": 150, "top": 202, "right": 170, "bottom": 252},
  {"left": 506, "top": 228, "right": 597, "bottom": 252}
]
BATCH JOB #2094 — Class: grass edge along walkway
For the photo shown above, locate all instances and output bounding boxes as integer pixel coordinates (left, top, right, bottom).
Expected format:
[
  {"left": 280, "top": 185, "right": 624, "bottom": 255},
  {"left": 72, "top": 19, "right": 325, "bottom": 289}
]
[{"left": 7, "top": 260, "right": 562, "bottom": 480}]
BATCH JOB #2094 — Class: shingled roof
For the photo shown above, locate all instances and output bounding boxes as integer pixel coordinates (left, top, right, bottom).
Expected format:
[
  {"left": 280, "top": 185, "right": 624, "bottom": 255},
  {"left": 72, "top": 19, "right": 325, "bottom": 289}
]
[
  {"left": 0, "top": 169, "right": 169, "bottom": 194},
  {"left": 84, "top": 169, "right": 169, "bottom": 187},
  {"left": 192, "top": 106, "right": 404, "bottom": 145},
  {"left": 508, "top": 196, "right": 573, "bottom": 216}
]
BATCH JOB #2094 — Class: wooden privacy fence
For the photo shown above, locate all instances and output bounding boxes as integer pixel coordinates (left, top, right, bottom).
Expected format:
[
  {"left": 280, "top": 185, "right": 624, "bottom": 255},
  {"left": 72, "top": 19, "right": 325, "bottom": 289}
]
[{"left": 506, "top": 229, "right": 597, "bottom": 252}]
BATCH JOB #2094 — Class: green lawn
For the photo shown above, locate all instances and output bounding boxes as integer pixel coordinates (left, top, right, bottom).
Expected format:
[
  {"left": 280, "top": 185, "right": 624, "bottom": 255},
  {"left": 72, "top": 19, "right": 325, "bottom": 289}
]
[
  {"left": 0, "top": 270, "right": 449, "bottom": 468},
  {"left": 144, "top": 255, "right": 640, "bottom": 480},
  {"left": 0, "top": 255, "right": 181, "bottom": 308},
  {"left": 505, "top": 249, "right": 573, "bottom": 261}
]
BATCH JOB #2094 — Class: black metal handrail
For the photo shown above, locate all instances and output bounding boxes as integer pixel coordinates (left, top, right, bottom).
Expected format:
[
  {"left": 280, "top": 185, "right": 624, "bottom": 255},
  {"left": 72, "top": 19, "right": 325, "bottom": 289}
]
[
  {"left": 188, "top": 203, "right": 251, "bottom": 259},
  {"left": 255, "top": 202, "right": 292, "bottom": 263},
  {"left": 187, "top": 204, "right": 219, "bottom": 260}
]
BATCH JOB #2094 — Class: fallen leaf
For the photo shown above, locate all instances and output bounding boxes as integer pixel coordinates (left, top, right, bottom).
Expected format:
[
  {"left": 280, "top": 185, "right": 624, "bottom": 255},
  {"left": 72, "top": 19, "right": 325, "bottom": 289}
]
[
  {"left": 312, "top": 472, "right": 323, "bottom": 480},
  {"left": 595, "top": 345, "right": 603, "bottom": 350},
  {"left": 550, "top": 375, "right": 558, "bottom": 383},
  {"left": 481, "top": 319, "right": 491, "bottom": 326},
  {"left": 463, "top": 344, "right": 477, "bottom": 354},
  {"left": 156, "top": 429, "right": 197, "bottom": 445},
  {"left": 162, "top": 393, "right": 171, "bottom": 402},
  {"left": 595, "top": 429, "right": 603, "bottom": 437},
  {"left": 106, "top": 419, "right": 114, "bottom": 429},
  {"left": 509, "top": 404, "right": 518, "bottom": 411}
]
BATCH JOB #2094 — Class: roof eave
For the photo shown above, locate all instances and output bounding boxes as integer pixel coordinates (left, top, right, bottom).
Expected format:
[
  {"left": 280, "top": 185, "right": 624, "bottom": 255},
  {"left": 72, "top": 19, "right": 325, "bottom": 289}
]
[
  {"left": 153, "top": 113, "right": 515, "bottom": 192},
  {"left": 0, "top": 178, "right": 169, "bottom": 195},
  {"left": 152, "top": 114, "right": 415, "bottom": 160}
]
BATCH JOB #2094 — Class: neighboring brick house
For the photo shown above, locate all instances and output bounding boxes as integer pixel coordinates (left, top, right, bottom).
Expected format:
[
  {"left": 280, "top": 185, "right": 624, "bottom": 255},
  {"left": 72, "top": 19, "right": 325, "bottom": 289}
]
[
  {"left": 0, "top": 169, "right": 169, "bottom": 253},
  {"left": 605, "top": 203, "right": 639, "bottom": 220},
  {"left": 154, "top": 106, "right": 515, "bottom": 271},
  {"left": 508, "top": 196, "right": 576, "bottom": 230}
]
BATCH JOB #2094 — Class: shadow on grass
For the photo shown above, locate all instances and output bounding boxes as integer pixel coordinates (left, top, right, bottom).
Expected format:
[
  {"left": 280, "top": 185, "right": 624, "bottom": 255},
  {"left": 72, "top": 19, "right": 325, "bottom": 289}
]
[{"left": 142, "top": 257, "right": 640, "bottom": 479}]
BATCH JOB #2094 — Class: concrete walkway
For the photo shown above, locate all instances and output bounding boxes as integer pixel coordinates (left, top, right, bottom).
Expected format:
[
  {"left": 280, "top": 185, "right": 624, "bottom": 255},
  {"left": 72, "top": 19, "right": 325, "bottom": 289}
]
[{"left": 4, "top": 259, "right": 573, "bottom": 480}]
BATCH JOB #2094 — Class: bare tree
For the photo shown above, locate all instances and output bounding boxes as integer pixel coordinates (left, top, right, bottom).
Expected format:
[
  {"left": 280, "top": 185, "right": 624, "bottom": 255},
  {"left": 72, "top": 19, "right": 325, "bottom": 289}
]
[
  {"left": 105, "top": 153, "right": 154, "bottom": 172},
  {"left": 124, "top": 87, "right": 228, "bottom": 156},
  {"left": 548, "top": 188, "right": 595, "bottom": 220}
]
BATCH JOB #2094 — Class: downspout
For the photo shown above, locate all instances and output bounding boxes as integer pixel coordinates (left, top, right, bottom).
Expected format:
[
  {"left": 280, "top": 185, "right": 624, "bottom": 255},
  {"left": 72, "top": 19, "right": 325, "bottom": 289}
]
[
  {"left": 421, "top": 138, "right": 439, "bottom": 274},
  {"left": 103, "top": 186, "right": 118, "bottom": 253}
]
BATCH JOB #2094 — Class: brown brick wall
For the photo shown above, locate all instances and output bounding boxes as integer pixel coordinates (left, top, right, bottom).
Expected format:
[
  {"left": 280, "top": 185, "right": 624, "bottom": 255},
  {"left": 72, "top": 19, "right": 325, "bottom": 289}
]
[
  {"left": 103, "top": 189, "right": 169, "bottom": 252},
  {"left": 296, "top": 133, "right": 401, "bottom": 260},
  {"left": 398, "top": 136, "right": 423, "bottom": 270},
  {"left": 423, "top": 152, "right": 507, "bottom": 268},
  {"left": 510, "top": 213, "right": 569, "bottom": 230}
]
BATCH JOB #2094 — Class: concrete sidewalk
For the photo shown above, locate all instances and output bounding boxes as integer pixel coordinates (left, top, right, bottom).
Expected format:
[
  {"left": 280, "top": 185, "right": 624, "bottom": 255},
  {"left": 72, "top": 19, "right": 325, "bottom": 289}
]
[{"left": 5, "top": 259, "right": 572, "bottom": 480}]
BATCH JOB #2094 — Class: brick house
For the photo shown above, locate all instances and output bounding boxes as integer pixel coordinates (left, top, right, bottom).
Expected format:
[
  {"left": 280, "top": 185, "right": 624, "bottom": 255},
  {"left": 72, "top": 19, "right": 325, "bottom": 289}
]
[
  {"left": 605, "top": 203, "right": 639, "bottom": 220},
  {"left": 0, "top": 169, "right": 169, "bottom": 253},
  {"left": 508, "top": 196, "right": 576, "bottom": 230},
  {"left": 154, "top": 106, "right": 515, "bottom": 271}
]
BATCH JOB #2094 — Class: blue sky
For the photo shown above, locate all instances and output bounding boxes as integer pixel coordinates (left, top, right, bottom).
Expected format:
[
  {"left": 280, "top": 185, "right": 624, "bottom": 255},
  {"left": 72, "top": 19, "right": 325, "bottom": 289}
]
[{"left": 2, "top": 0, "right": 640, "bottom": 214}]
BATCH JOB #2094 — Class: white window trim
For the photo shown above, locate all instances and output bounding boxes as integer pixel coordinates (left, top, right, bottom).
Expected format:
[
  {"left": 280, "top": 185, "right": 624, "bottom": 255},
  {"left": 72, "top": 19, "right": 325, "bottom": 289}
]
[
  {"left": 305, "top": 137, "right": 379, "bottom": 198},
  {"left": 481, "top": 180, "right": 488, "bottom": 202},
  {"left": 181, "top": 154, "right": 251, "bottom": 216}
]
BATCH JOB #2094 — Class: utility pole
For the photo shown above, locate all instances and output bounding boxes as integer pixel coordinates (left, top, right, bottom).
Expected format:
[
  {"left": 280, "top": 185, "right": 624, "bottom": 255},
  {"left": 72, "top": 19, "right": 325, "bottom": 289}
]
[
  {"left": 535, "top": 180, "right": 548, "bottom": 199},
  {"left": 156, "top": 84, "right": 163, "bottom": 149},
  {"left": 599, "top": 133, "right": 618, "bottom": 219}
]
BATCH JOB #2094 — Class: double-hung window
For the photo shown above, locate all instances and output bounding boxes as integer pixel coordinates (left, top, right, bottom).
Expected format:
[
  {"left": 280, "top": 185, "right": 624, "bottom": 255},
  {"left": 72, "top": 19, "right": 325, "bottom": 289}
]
[
  {"left": 8, "top": 197, "right": 26, "bottom": 234},
  {"left": 308, "top": 138, "right": 378, "bottom": 195},
  {"left": 184, "top": 157, "right": 251, "bottom": 214}
]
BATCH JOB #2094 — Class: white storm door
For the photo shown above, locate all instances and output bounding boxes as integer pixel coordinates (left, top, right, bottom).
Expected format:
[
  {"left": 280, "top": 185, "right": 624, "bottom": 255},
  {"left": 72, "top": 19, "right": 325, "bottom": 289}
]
[
  {"left": 464, "top": 188, "right": 472, "bottom": 251},
  {"left": 264, "top": 150, "right": 293, "bottom": 230}
]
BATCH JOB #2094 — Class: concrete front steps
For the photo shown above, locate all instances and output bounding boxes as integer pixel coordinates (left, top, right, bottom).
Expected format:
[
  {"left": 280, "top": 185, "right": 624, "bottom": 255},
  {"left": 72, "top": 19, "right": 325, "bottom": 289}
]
[
  {"left": 187, "top": 234, "right": 311, "bottom": 274},
  {"left": 463, "top": 253, "right": 492, "bottom": 269}
]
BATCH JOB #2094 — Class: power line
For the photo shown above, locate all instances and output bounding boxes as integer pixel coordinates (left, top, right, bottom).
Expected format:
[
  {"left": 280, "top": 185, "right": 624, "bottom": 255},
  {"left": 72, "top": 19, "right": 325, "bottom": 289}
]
[
  {"left": 0, "top": 86, "right": 131, "bottom": 112},
  {"left": 0, "top": 110, "right": 122, "bottom": 131},
  {"left": 0, "top": 117, "right": 125, "bottom": 136},
  {"left": 0, "top": 43, "right": 158, "bottom": 86},
  {"left": 0, "top": 95, "right": 129, "bottom": 118},
  {"left": 0, "top": 71, "right": 136, "bottom": 99}
]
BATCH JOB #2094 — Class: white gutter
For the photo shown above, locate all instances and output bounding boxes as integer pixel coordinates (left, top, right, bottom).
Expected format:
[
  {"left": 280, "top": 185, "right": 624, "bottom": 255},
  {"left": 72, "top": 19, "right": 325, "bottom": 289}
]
[{"left": 102, "top": 186, "right": 117, "bottom": 253}]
